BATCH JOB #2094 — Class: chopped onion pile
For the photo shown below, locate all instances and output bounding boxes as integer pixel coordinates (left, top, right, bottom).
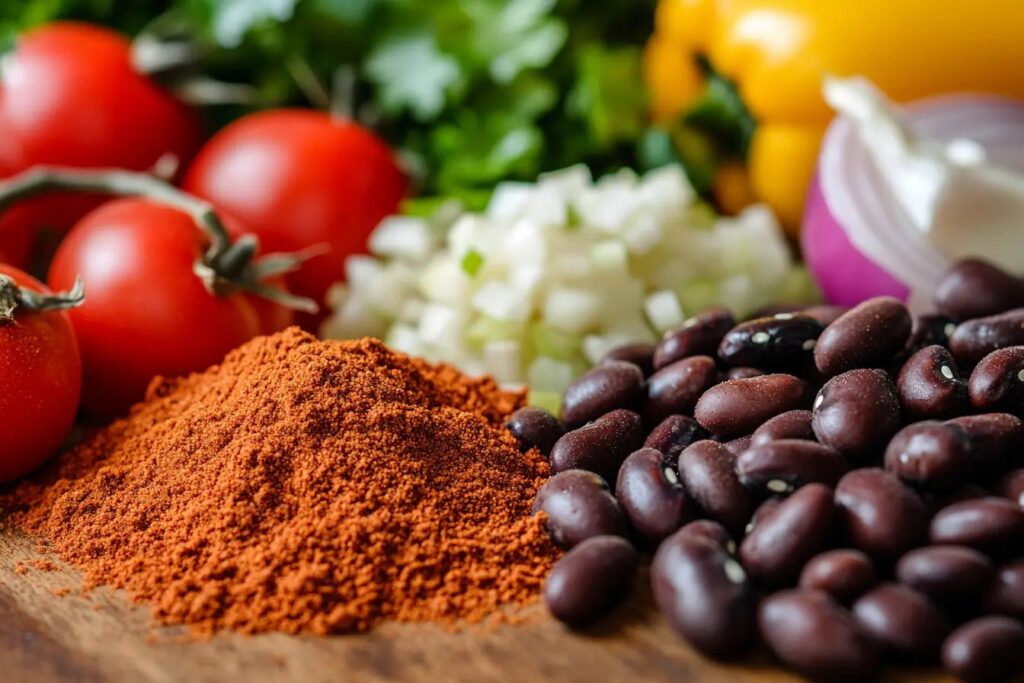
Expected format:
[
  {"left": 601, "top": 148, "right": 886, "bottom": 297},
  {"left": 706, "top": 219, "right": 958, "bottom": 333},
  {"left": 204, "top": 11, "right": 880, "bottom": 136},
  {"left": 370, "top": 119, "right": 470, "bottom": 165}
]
[{"left": 322, "top": 165, "right": 816, "bottom": 406}]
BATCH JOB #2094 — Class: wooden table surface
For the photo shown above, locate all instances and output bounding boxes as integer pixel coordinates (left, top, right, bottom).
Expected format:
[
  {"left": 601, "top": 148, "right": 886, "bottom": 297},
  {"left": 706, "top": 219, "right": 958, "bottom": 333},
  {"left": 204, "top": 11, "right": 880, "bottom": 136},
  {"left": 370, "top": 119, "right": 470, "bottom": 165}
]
[{"left": 0, "top": 528, "right": 965, "bottom": 683}]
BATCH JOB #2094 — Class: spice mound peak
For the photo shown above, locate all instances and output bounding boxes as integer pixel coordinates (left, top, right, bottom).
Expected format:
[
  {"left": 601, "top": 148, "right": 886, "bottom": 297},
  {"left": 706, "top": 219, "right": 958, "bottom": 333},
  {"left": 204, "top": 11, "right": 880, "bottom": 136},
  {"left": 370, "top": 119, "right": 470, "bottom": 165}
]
[{"left": 4, "top": 328, "right": 555, "bottom": 635}]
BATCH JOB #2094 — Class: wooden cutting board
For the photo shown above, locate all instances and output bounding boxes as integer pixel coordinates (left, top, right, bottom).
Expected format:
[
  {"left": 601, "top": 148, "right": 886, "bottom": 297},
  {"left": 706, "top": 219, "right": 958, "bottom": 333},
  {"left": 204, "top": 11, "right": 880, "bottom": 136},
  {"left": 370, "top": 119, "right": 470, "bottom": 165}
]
[{"left": 0, "top": 528, "right": 963, "bottom": 683}]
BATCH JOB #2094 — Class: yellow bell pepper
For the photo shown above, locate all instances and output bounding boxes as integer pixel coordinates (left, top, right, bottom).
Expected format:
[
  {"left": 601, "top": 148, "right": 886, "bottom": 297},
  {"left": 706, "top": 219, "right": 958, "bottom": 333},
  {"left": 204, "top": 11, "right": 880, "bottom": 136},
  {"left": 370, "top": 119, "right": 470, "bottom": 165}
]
[{"left": 645, "top": 0, "right": 1024, "bottom": 235}]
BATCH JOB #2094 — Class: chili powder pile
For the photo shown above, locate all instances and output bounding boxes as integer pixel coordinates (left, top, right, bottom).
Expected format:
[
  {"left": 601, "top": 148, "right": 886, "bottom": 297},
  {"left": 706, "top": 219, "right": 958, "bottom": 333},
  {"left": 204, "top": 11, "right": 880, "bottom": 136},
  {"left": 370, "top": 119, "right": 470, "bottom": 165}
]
[{"left": 3, "top": 329, "right": 557, "bottom": 634}]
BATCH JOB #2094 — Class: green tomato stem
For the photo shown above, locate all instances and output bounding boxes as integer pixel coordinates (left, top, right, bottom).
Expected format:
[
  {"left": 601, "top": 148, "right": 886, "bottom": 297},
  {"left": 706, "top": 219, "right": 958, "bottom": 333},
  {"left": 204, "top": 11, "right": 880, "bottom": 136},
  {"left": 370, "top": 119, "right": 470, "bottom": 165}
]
[{"left": 0, "top": 274, "right": 84, "bottom": 324}]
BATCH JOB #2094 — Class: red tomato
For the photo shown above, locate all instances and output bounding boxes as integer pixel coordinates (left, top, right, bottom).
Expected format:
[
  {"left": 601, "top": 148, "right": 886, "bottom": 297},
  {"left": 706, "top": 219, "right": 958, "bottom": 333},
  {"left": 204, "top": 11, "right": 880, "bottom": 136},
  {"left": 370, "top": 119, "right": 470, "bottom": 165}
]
[
  {"left": 48, "top": 199, "right": 290, "bottom": 418},
  {"left": 184, "top": 109, "right": 407, "bottom": 330},
  {"left": 0, "top": 264, "right": 81, "bottom": 482}
]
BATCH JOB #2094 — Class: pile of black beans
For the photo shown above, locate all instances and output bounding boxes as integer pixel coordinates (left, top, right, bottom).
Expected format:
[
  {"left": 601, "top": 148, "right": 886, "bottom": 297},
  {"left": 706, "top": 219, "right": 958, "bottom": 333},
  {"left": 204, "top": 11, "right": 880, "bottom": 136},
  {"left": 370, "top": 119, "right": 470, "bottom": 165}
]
[{"left": 505, "top": 258, "right": 1024, "bottom": 682}]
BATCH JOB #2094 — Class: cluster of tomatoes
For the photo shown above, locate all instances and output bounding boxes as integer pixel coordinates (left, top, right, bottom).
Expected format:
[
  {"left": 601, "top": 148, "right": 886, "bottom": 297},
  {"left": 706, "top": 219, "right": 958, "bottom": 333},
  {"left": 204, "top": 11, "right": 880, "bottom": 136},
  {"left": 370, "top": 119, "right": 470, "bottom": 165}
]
[{"left": 0, "top": 22, "right": 408, "bottom": 482}]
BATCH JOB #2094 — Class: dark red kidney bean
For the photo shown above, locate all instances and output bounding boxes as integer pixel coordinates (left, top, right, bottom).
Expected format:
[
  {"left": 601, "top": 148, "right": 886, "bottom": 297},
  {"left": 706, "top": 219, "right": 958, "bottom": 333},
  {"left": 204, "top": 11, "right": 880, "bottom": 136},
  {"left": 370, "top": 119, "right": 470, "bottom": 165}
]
[
  {"left": 949, "top": 308, "right": 1024, "bottom": 368},
  {"left": 814, "top": 296, "right": 912, "bottom": 376},
  {"left": 993, "top": 468, "right": 1024, "bottom": 507},
  {"left": 599, "top": 341, "right": 656, "bottom": 377},
  {"left": 935, "top": 258, "right": 1024, "bottom": 321},
  {"left": 758, "top": 590, "right": 880, "bottom": 682},
  {"left": 896, "top": 545, "right": 994, "bottom": 602},
  {"left": 724, "top": 435, "right": 752, "bottom": 455},
  {"left": 717, "top": 314, "right": 823, "bottom": 369},
  {"left": 533, "top": 470, "right": 628, "bottom": 547},
  {"left": 678, "top": 440, "right": 753, "bottom": 535},
  {"left": 678, "top": 519, "right": 736, "bottom": 554},
  {"left": 694, "top": 373, "right": 807, "bottom": 438},
  {"left": 616, "top": 448, "right": 691, "bottom": 546},
  {"left": 942, "top": 616, "right": 1024, "bottom": 683},
  {"left": 736, "top": 440, "right": 849, "bottom": 494},
  {"left": 651, "top": 528, "right": 756, "bottom": 659},
  {"left": 750, "top": 409, "right": 815, "bottom": 446},
  {"left": 549, "top": 409, "right": 645, "bottom": 484},
  {"left": 644, "top": 355, "right": 718, "bottom": 425},
  {"left": 902, "top": 313, "right": 959, "bottom": 357},
  {"left": 505, "top": 407, "right": 565, "bottom": 456},
  {"left": 946, "top": 412, "right": 1024, "bottom": 475},
  {"left": 802, "top": 304, "right": 850, "bottom": 327},
  {"left": 984, "top": 559, "right": 1024, "bottom": 618},
  {"left": 744, "top": 496, "right": 782, "bottom": 535},
  {"left": 835, "top": 469, "right": 930, "bottom": 559},
  {"left": 968, "top": 346, "right": 1024, "bottom": 418},
  {"left": 643, "top": 414, "right": 706, "bottom": 464},
  {"left": 799, "top": 549, "right": 876, "bottom": 604},
  {"left": 884, "top": 421, "right": 972, "bottom": 491},
  {"left": 930, "top": 497, "right": 1024, "bottom": 554},
  {"left": 812, "top": 369, "right": 901, "bottom": 460},
  {"left": 852, "top": 584, "right": 950, "bottom": 661},
  {"left": 896, "top": 345, "right": 968, "bottom": 420},
  {"left": 560, "top": 361, "right": 645, "bottom": 427},
  {"left": 544, "top": 535, "right": 638, "bottom": 627},
  {"left": 739, "top": 483, "right": 835, "bottom": 587},
  {"left": 654, "top": 308, "right": 736, "bottom": 370},
  {"left": 725, "top": 366, "right": 763, "bottom": 380}
]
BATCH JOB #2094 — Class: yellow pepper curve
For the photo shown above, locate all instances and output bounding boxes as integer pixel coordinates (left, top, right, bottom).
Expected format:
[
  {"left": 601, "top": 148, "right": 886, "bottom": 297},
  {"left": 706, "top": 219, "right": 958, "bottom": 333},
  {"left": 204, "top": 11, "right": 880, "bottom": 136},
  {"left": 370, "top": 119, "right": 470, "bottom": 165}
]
[{"left": 645, "top": 0, "right": 1024, "bottom": 236}]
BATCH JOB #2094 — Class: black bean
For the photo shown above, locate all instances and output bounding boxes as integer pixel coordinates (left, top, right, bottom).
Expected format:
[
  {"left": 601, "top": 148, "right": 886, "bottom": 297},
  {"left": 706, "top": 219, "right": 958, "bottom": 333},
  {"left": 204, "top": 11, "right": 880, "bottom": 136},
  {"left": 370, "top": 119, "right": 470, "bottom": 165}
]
[
  {"left": 812, "top": 369, "right": 901, "bottom": 460},
  {"left": 717, "top": 314, "right": 823, "bottom": 369},
  {"left": 560, "top": 361, "right": 645, "bottom": 427},
  {"left": 600, "top": 341, "right": 657, "bottom": 377},
  {"left": 946, "top": 413, "right": 1024, "bottom": 474},
  {"left": 750, "top": 409, "right": 815, "bottom": 446},
  {"left": 968, "top": 346, "right": 1024, "bottom": 418},
  {"left": 949, "top": 308, "right": 1024, "bottom": 367},
  {"left": 814, "top": 297, "right": 912, "bottom": 376},
  {"left": 896, "top": 545, "right": 994, "bottom": 602},
  {"left": 884, "top": 421, "right": 972, "bottom": 491},
  {"left": 651, "top": 528, "right": 756, "bottom": 659},
  {"left": 736, "top": 440, "right": 849, "bottom": 493},
  {"left": 694, "top": 373, "right": 807, "bottom": 438},
  {"left": 896, "top": 345, "right": 968, "bottom": 420},
  {"left": 993, "top": 468, "right": 1024, "bottom": 507},
  {"left": 544, "top": 535, "right": 638, "bottom": 626},
  {"left": 934, "top": 258, "right": 1024, "bottom": 321},
  {"left": 748, "top": 303, "right": 805, "bottom": 319},
  {"left": 758, "top": 589, "right": 880, "bottom": 681},
  {"left": 799, "top": 549, "right": 876, "bottom": 604},
  {"left": 644, "top": 355, "right": 718, "bottom": 425},
  {"left": 505, "top": 407, "right": 565, "bottom": 456},
  {"left": 678, "top": 519, "right": 736, "bottom": 554},
  {"left": 616, "top": 448, "right": 691, "bottom": 546},
  {"left": 643, "top": 414, "right": 706, "bottom": 463},
  {"left": 739, "top": 483, "right": 835, "bottom": 587},
  {"left": 835, "top": 469, "right": 930, "bottom": 559},
  {"left": 984, "top": 559, "right": 1024, "bottom": 619},
  {"left": 533, "top": 470, "right": 628, "bottom": 547},
  {"left": 654, "top": 308, "right": 735, "bottom": 370},
  {"left": 802, "top": 304, "right": 850, "bottom": 327},
  {"left": 678, "top": 440, "right": 753, "bottom": 535},
  {"left": 852, "top": 584, "right": 950, "bottom": 661},
  {"left": 930, "top": 497, "right": 1024, "bottom": 554},
  {"left": 941, "top": 616, "right": 1024, "bottom": 682},
  {"left": 549, "top": 409, "right": 645, "bottom": 484},
  {"left": 901, "top": 313, "right": 959, "bottom": 359},
  {"left": 725, "top": 366, "right": 763, "bottom": 380}
]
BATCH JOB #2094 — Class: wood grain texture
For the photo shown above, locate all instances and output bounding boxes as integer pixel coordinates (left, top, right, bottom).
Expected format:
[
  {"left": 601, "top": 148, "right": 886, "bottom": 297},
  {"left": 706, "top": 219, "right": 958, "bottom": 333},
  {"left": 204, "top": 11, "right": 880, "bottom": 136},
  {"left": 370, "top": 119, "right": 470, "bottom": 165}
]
[{"left": 0, "top": 529, "right": 975, "bottom": 683}]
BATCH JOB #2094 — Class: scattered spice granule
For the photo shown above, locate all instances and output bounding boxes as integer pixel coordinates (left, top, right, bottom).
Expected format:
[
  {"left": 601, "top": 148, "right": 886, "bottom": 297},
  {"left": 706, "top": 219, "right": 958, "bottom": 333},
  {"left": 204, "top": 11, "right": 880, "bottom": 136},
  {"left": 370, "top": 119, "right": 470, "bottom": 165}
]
[{"left": 50, "top": 587, "right": 71, "bottom": 597}]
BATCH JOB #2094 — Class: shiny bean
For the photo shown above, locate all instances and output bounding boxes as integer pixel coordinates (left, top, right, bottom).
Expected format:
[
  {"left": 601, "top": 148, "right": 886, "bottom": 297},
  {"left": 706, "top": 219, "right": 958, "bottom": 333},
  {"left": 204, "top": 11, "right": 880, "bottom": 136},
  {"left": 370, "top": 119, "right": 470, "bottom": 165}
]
[
  {"left": 533, "top": 470, "right": 628, "bottom": 547},
  {"left": 750, "top": 409, "right": 815, "bottom": 446},
  {"left": 799, "top": 549, "right": 876, "bottom": 604},
  {"left": 852, "top": 584, "right": 950, "bottom": 661},
  {"left": 884, "top": 421, "right": 972, "bottom": 491},
  {"left": 814, "top": 297, "right": 912, "bottom": 376},
  {"left": 600, "top": 341, "right": 656, "bottom": 377},
  {"left": 946, "top": 413, "right": 1024, "bottom": 473},
  {"left": 560, "top": 361, "right": 645, "bottom": 427},
  {"left": 678, "top": 440, "right": 753, "bottom": 535},
  {"left": 651, "top": 528, "right": 757, "bottom": 659},
  {"left": 725, "top": 366, "right": 763, "bottom": 380},
  {"left": 748, "top": 303, "right": 804, "bottom": 319},
  {"left": 616, "top": 448, "right": 691, "bottom": 546},
  {"left": 984, "top": 559, "right": 1024, "bottom": 619},
  {"left": 549, "top": 409, "right": 645, "bottom": 484},
  {"left": 654, "top": 308, "right": 735, "bottom": 370},
  {"left": 949, "top": 308, "right": 1024, "bottom": 367},
  {"left": 736, "top": 440, "right": 849, "bottom": 493},
  {"left": 896, "top": 345, "right": 968, "bottom": 420},
  {"left": 724, "top": 435, "right": 752, "bottom": 455},
  {"left": 758, "top": 589, "right": 880, "bottom": 682},
  {"left": 745, "top": 497, "right": 782, "bottom": 536},
  {"left": 644, "top": 355, "right": 718, "bottom": 425},
  {"left": 836, "top": 469, "right": 930, "bottom": 559},
  {"left": 934, "top": 258, "right": 1024, "bottom": 321},
  {"left": 895, "top": 545, "right": 993, "bottom": 603},
  {"left": 694, "top": 373, "right": 807, "bottom": 438},
  {"left": 643, "top": 414, "right": 706, "bottom": 463},
  {"left": 544, "top": 535, "right": 638, "bottom": 626},
  {"left": 968, "top": 346, "right": 1024, "bottom": 418},
  {"left": 717, "top": 314, "right": 823, "bottom": 369},
  {"left": 802, "top": 304, "right": 850, "bottom": 327},
  {"left": 812, "top": 369, "right": 901, "bottom": 459},
  {"left": 678, "top": 519, "right": 736, "bottom": 554},
  {"left": 902, "top": 313, "right": 959, "bottom": 358},
  {"left": 941, "top": 617, "right": 1024, "bottom": 683},
  {"left": 505, "top": 407, "right": 565, "bottom": 456},
  {"left": 993, "top": 468, "right": 1024, "bottom": 507},
  {"left": 739, "top": 483, "right": 835, "bottom": 587},
  {"left": 930, "top": 497, "right": 1024, "bottom": 554}
]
